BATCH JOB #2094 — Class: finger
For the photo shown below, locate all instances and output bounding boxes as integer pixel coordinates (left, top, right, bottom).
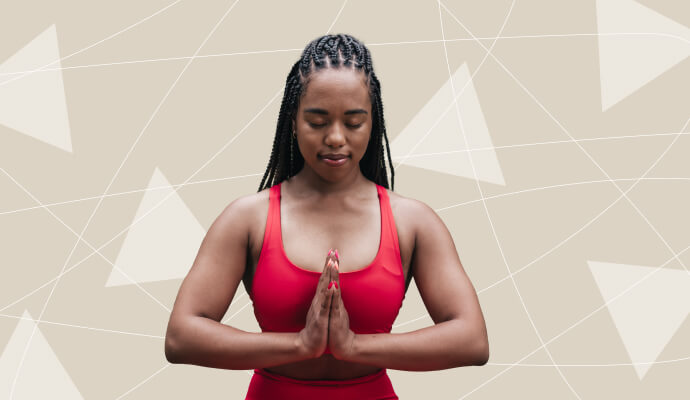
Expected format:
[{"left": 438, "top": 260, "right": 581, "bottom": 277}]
[
  {"left": 331, "top": 283, "right": 340, "bottom": 312},
  {"left": 320, "top": 284, "right": 333, "bottom": 317},
  {"left": 332, "top": 256, "right": 340, "bottom": 289},
  {"left": 318, "top": 249, "right": 334, "bottom": 289}
]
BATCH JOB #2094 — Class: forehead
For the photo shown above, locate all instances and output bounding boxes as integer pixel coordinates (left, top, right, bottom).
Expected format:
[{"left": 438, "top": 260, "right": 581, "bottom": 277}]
[{"left": 300, "top": 68, "right": 370, "bottom": 108}]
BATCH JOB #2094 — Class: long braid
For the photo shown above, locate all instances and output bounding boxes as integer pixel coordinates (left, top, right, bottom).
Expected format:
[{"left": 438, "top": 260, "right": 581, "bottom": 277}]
[{"left": 258, "top": 33, "right": 395, "bottom": 192}]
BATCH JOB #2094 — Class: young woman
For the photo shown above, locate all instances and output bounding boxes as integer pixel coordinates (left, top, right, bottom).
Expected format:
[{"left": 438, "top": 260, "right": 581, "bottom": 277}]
[{"left": 164, "top": 33, "right": 489, "bottom": 399}]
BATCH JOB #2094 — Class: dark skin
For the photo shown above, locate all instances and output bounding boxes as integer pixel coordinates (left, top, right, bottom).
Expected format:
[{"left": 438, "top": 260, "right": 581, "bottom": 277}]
[{"left": 164, "top": 67, "right": 489, "bottom": 379}]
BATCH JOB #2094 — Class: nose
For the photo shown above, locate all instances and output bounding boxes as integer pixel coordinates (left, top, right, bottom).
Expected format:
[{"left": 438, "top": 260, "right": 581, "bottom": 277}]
[{"left": 324, "top": 122, "right": 346, "bottom": 147}]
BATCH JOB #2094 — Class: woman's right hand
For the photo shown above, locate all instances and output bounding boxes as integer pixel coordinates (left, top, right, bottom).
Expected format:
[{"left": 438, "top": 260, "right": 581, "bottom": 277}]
[{"left": 298, "top": 249, "right": 337, "bottom": 358}]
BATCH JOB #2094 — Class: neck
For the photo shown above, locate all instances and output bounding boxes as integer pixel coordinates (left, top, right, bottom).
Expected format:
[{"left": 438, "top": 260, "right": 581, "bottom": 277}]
[{"left": 288, "top": 165, "right": 370, "bottom": 198}]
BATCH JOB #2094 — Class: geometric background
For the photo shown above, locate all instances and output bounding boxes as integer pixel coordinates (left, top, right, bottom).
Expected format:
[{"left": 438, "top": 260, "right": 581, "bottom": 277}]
[{"left": 1, "top": 0, "right": 688, "bottom": 398}]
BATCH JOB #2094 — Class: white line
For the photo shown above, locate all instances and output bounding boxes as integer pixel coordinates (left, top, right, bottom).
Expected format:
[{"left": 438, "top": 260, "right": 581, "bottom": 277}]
[
  {"left": 0, "top": 167, "right": 172, "bottom": 312},
  {"left": 440, "top": 2, "right": 689, "bottom": 279},
  {"left": 2, "top": 32, "right": 687, "bottom": 77},
  {"left": 437, "top": 1, "right": 582, "bottom": 399},
  {"left": 0, "top": 0, "right": 186, "bottom": 86},
  {"left": 0, "top": 172, "right": 264, "bottom": 216},
  {"left": 0, "top": 313, "right": 164, "bottom": 339},
  {"left": 488, "top": 355, "right": 690, "bottom": 367},
  {"left": 458, "top": 240, "right": 690, "bottom": 399},
  {"left": 391, "top": 131, "right": 689, "bottom": 160},
  {"left": 7, "top": 0, "right": 245, "bottom": 398},
  {"left": 2, "top": 130, "right": 685, "bottom": 217},
  {"left": 326, "top": 0, "right": 348, "bottom": 35},
  {"left": 114, "top": 363, "right": 171, "bottom": 400},
  {"left": 2, "top": 174, "right": 685, "bottom": 318},
  {"left": 112, "top": 4, "right": 352, "bottom": 398}
]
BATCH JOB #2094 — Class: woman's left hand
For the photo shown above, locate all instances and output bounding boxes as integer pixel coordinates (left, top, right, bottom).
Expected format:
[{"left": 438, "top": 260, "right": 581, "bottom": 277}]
[{"left": 327, "top": 255, "right": 356, "bottom": 360}]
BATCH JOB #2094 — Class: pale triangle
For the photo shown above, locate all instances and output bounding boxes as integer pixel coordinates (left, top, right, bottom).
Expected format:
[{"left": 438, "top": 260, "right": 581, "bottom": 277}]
[
  {"left": 0, "top": 24, "right": 73, "bottom": 152},
  {"left": 596, "top": 0, "right": 690, "bottom": 111},
  {"left": 0, "top": 310, "right": 83, "bottom": 399},
  {"left": 588, "top": 261, "right": 690, "bottom": 379},
  {"left": 391, "top": 62, "right": 505, "bottom": 185},
  {"left": 105, "top": 167, "right": 206, "bottom": 286}
]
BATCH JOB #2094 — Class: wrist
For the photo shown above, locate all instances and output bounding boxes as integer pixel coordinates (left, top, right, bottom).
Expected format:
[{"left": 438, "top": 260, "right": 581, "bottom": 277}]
[
  {"left": 343, "top": 332, "right": 358, "bottom": 362},
  {"left": 295, "top": 332, "right": 318, "bottom": 360}
]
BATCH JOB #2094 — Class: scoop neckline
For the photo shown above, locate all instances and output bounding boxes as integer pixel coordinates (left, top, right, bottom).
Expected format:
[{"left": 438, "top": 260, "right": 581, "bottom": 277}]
[{"left": 277, "top": 181, "right": 383, "bottom": 275}]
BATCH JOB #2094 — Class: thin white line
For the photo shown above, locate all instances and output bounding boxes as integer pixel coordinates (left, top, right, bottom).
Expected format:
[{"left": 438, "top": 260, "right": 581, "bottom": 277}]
[
  {"left": 2, "top": 175, "right": 685, "bottom": 317},
  {"left": 0, "top": 313, "right": 164, "bottom": 339},
  {"left": 112, "top": 6, "right": 351, "bottom": 398},
  {"left": 488, "top": 356, "right": 690, "bottom": 367},
  {"left": 114, "top": 278, "right": 252, "bottom": 399},
  {"left": 440, "top": 2, "right": 689, "bottom": 279},
  {"left": 0, "top": 88, "right": 280, "bottom": 314},
  {"left": 455, "top": 108, "right": 690, "bottom": 398},
  {"left": 0, "top": 0, "right": 186, "bottom": 86},
  {"left": 221, "top": 300, "right": 252, "bottom": 325},
  {"left": 458, "top": 240, "right": 690, "bottom": 399},
  {"left": 114, "top": 364, "right": 171, "bottom": 400},
  {"left": 7, "top": 1, "right": 245, "bottom": 398},
  {"left": 392, "top": 131, "right": 689, "bottom": 160},
  {"left": 2, "top": 32, "right": 687, "bottom": 77},
  {"left": 326, "top": 0, "right": 348, "bottom": 35},
  {"left": 437, "top": 1, "right": 582, "bottom": 399},
  {"left": 435, "top": 177, "right": 690, "bottom": 213},
  {"left": 1, "top": 130, "right": 685, "bottom": 217},
  {"left": 0, "top": 172, "right": 264, "bottom": 216},
  {"left": 0, "top": 48, "right": 306, "bottom": 77},
  {"left": 0, "top": 167, "right": 172, "bottom": 312}
]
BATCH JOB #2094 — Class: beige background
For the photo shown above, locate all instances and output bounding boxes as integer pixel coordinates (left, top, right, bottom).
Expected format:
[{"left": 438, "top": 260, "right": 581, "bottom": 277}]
[{"left": 1, "top": 0, "right": 689, "bottom": 399}]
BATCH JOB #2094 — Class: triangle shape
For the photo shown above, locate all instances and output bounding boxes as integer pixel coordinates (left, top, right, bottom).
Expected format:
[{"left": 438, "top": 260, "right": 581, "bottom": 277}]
[
  {"left": 0, "top": 25, "right": 73, "bottom": 152},
  {"left": 105, "top": 167, "right": 206, "bottom": 286},
  {"left": 391, "top": 62, "right": 505, "bottom": 185},
  {"left": 596, "top": 0, "right": 690, "bottom": 111},
  {"left": 588, "top": 261, "right": 690, "bottom": 379},
  {"left": 0, "top": 310, "right": 83, "bottom": 399}
]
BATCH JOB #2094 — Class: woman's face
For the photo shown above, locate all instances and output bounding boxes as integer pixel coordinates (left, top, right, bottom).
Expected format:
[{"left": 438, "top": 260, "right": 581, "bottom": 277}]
[{"left": 292, "top": 67, "right": 372, "bottom": 181}]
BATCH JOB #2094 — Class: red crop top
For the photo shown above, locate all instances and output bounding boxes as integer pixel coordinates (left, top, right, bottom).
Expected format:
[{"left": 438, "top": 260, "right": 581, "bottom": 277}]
[{"left": 249, "top": 181, "right": 405, "bottom": 355}]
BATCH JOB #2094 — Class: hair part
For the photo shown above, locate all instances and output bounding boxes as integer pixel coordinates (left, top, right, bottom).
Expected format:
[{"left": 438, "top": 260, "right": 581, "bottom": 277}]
[{"left": 257, "top": 33, "right": 395, "bottom": 192}]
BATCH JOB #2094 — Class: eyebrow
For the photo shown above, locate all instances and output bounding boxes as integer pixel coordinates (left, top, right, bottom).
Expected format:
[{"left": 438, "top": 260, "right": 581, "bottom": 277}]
[{"left": 304, "top": 108, "right": 368, "bottom": 115}]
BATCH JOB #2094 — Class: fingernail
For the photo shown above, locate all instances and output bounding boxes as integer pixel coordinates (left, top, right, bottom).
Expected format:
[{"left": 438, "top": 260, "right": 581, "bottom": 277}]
[
  {"left": 334, "top": 281, "right": 339, "bottom": 289},
  {"left": 328, "top": 248, "right": 333, "bottom": 257},
  {"left": 327, "top": 259, "right": 333, "bottom": 268},
  {"left": 328, "top": 281, "right": 335, "bottom": 289},
  {"left": 335, "top": 249, "right": 339, "bottom": 259},
  {"left": 334, "top": 260, "right": 339, "bottom": 271}
]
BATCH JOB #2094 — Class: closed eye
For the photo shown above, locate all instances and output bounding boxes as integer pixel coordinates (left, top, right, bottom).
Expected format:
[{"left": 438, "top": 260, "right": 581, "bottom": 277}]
[{"left": 308, "top": 123, "right": 363, "bottom": 129}]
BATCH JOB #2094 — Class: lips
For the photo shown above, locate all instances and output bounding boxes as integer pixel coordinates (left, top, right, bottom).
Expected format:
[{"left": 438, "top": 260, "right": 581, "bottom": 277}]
[{"left": 319, "top": 154, "right": 349, "bottom": 160}]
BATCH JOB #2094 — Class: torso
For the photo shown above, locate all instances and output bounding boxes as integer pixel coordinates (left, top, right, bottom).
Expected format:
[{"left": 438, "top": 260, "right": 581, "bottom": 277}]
[{"left": 240, "top": 178, "right": 416, "bottom": 380}]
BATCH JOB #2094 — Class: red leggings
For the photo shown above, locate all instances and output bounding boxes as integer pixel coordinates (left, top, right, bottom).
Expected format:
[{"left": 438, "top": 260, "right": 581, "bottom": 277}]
[{"left": 244, "top": 368, "right": 399, "bottom": 399}]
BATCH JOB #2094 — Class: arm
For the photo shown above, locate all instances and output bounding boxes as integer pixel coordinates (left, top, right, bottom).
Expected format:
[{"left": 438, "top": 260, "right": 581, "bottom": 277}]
[
  {"left": 345, "top": 199, "right": 489, "bottom": 371},
  {"left": 164, "top": 195, "right": 313, "bottom": 370}
]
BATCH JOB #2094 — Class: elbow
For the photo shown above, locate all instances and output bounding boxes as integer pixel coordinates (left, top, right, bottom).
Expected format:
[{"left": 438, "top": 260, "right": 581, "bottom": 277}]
[
  {"left": 164, "top": 323, "right": 184, "bottom": 364},
  {"left": 165, "top": 337, "right": 179, "bottom": 364},
  {"left": 473, "top": 339, "right": 489, "bottom": 366}
]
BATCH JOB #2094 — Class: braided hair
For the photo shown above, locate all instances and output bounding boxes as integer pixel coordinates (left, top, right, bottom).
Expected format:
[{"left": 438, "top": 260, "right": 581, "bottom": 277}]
[{"left": 257, "top": 33, "right": 395, "bottom": 192}]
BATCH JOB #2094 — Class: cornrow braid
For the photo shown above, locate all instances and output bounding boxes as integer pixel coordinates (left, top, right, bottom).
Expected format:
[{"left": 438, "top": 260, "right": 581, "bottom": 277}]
[{"left": 258, "top": 33, "right": 395, "bottom": 192}]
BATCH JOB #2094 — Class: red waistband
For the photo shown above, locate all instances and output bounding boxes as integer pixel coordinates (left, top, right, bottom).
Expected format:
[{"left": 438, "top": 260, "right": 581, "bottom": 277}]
[{"left": 253, "top": 368, "right": 387, "bottom": 386}]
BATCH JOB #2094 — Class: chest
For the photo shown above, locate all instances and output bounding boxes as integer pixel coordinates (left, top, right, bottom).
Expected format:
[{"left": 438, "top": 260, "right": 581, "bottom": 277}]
[{"left": 243, "top": 192, "right": 414, "bottom": 297}]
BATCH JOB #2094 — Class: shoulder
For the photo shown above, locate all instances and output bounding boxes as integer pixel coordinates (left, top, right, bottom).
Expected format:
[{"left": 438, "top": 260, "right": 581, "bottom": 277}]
[
  {"left": 384, "top": 188, "right": 440, "bottom": 240},
  {"left": 216, "top": 186, "right": 271, "bottom": 236}
]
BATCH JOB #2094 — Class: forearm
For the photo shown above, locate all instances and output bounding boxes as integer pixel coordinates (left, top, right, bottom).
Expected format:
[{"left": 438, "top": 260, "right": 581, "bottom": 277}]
[
  {"left": 165, "top": 316, "right": 310, "bottom": 370},
  {"left": 348, "top": 319, "right": 488, "bottom": 371}
]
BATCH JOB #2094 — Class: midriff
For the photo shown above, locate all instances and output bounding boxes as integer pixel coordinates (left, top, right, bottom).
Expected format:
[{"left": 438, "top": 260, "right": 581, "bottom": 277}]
[{"left": 263, "top": 354, "right": 382, "bottom": 380}]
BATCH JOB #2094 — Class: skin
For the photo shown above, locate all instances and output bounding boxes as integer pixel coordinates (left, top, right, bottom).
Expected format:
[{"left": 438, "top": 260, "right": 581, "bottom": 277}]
[{"left": 164, "top": 66, "right": 489, "bottom": 380}]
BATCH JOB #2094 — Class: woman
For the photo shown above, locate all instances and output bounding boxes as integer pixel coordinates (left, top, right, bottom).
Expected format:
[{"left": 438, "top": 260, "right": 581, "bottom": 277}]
[{"left": 164, "top": 33, "right": 489, "bottom": 399}]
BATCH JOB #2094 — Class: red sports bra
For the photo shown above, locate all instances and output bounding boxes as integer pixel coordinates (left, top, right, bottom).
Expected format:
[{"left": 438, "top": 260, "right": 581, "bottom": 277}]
[{"left": 249, "top": 181, "right": 405, "bottom": 355}]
